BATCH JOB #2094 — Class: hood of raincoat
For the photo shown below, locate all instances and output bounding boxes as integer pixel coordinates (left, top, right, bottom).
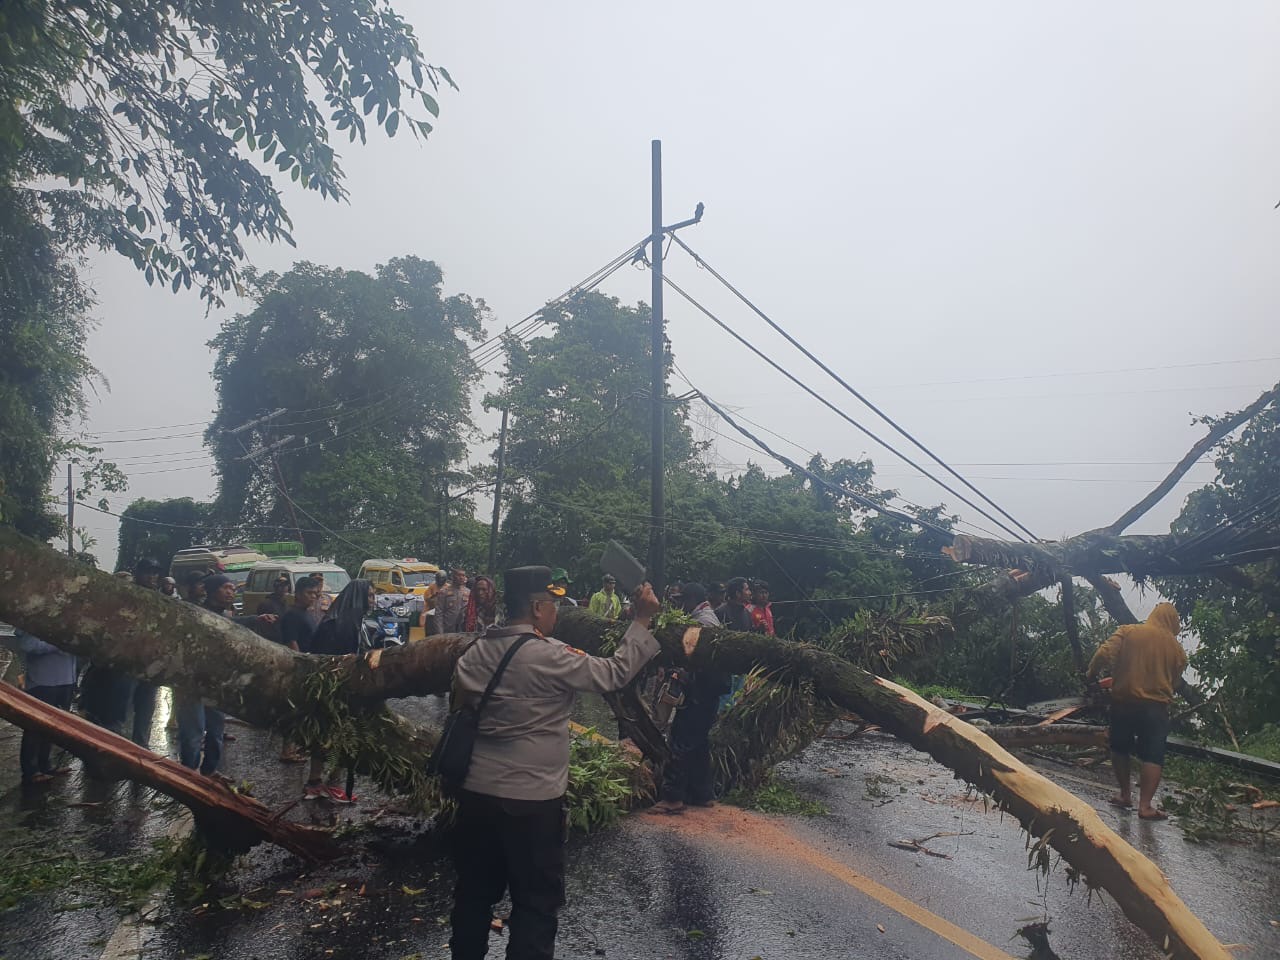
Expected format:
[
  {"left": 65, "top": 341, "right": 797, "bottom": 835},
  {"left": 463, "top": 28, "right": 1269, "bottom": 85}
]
[{"left": 1147, "top": 602, "right": 1180, "bottom": 636}]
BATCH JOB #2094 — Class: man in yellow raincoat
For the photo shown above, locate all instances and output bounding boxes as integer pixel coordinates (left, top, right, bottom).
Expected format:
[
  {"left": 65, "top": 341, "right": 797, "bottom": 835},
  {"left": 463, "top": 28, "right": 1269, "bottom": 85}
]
[{"left": 1086, "top": 602, "right": 1188, "bottom": 820}]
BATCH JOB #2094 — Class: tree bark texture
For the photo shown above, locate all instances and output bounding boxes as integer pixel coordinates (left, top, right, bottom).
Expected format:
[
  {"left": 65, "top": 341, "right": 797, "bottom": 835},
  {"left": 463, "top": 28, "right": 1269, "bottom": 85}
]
[{"left": 0, "top": 531, "right": 1231, "bottom": 960}]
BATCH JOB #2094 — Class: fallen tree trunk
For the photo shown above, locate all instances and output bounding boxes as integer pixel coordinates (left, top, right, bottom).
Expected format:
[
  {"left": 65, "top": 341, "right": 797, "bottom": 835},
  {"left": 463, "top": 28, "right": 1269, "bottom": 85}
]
[
  {"left": 556, "top": 611, "right": 1232, "bottom": 960},
  {"left": 0, "top": 681, "right": 339, "bottom": 861},
  {"left": 987, "top": 723, "right": 1109, "bottom": 748},
  {"left": 0, "top": 531, "right": 1231, "bottom": 960}
]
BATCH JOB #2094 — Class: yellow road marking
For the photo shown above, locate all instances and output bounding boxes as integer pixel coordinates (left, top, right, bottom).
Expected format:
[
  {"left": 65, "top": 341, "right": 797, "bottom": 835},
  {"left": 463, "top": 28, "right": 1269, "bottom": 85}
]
[{"left": 645, "top": 805, "right": 1018, "bottom": 960}]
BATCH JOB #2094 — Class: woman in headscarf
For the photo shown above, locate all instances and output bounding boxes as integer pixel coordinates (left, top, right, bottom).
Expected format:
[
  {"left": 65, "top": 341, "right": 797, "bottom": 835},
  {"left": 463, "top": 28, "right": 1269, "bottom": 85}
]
[
  {"left": 303, "top": 579, "right": 375, "bottom": 803},
  {"left": 310, "top": 579, "right": 375, "bottom": 656},
  {"left": 463, "top": 575, "right": 499, "bottom": 631}
]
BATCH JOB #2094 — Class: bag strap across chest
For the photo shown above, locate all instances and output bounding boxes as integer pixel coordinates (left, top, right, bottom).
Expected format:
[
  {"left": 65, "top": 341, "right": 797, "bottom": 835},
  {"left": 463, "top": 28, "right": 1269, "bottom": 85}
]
[{"left": 472, "top": 633, "right": 535, "bottom": 714}]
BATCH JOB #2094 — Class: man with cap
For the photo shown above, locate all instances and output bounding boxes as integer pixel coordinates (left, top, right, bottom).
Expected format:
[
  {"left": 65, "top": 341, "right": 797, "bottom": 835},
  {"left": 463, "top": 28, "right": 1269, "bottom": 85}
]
[
  {"left": 447, "top": 565, "right": 661, "bottom": 960},
  {"left": 587, "top": 574, "right": 622, "bottom": 621},
  {"left": 549, "top": 566, "right": 576, "bottom": 606}
]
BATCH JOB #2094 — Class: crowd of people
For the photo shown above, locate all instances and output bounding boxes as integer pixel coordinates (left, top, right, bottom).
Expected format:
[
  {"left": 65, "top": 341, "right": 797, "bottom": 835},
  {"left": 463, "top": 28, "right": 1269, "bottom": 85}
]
[{"left": 1, "top": 550, "right": 1195, "bottom": 960}]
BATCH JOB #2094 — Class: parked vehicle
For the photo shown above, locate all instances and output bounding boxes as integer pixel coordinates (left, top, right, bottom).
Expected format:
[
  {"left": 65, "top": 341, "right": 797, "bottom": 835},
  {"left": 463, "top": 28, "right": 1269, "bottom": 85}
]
[
  {"left": 357, "top": 558, "right": 440, "bottom": 597},
  {"left": 170, "top": 545, "right": 271, "bottom": 611},
  {"left": 368, "top": 593, "right": 422, "bottom": 645},
  {"left": 240, "top": 559, "right": 351, "bottom": 615}
]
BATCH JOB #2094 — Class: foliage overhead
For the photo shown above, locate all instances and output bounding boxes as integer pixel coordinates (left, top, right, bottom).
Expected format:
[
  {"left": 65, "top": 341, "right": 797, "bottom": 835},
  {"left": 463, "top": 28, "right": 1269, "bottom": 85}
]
[
  {"left": 0, "top": 0, "right": 452, "bottom": 303},
  {"left": 206, "top": 256, "right": 489, "bottom": 570}
]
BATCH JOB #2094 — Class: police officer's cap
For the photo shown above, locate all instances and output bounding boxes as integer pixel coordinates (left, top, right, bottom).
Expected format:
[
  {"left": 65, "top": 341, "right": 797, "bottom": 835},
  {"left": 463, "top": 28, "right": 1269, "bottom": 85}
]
[{"left": 504, "top": 565, "right": 566, "bottom": 605}]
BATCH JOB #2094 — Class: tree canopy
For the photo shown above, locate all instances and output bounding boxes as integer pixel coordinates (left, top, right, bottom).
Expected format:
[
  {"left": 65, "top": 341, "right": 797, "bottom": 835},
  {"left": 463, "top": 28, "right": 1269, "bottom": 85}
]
[
  {"left": 487, "top": 291, "right": 975, "bottom": 640},
  {"left": 0, "top": 0, "right": 451, "bottom": 303},
  {"left": 206, "top": 256, "right": 489, "bottom": 570},
  {"left": 1158, "top": 403, "right": 1280, "bottom": 740},
  {"left": 114, "top": 496, "right": 214, "bottom": 573}
]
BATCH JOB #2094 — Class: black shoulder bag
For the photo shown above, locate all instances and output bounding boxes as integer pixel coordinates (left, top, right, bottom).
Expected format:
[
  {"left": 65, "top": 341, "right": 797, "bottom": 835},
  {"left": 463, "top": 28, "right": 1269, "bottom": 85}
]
[{"left": 427, "top": 634, "right": 534, "bottom": 791}]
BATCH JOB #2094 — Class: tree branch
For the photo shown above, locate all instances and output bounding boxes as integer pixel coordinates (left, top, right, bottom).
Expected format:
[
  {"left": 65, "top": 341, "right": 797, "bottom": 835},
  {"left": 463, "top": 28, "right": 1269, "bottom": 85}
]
[{"left": 1108, "top": 381, "right": 1280, "bottom": 535}]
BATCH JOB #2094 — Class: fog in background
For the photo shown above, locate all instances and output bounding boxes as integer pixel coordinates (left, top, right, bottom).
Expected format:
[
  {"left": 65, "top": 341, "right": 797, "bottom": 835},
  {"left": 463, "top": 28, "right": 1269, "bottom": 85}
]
[{"left": 72, "top": 2, "right": 1280, "bottom": 613}]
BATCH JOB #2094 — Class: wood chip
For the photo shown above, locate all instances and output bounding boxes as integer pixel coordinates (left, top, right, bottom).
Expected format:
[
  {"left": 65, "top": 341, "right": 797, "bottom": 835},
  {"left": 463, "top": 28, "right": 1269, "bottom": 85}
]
[{"left": 681, "top": 626, "right": 701, "bottom": 657}]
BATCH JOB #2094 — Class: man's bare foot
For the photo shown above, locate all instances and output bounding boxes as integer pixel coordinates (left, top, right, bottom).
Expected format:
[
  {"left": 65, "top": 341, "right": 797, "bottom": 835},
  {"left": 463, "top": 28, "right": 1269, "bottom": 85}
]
[
  {"left": 1138, "top": 808, "right": 1168, "bottom": 821},
  {"left": 1107, "top": 795, "right": 1132, "bottom": 809}
]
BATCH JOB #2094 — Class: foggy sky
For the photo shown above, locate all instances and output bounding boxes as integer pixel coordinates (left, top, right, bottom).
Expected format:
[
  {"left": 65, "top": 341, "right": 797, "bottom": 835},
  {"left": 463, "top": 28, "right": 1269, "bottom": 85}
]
[{"left": 73, "top": 1, "right": 1280, "bottom": 605}]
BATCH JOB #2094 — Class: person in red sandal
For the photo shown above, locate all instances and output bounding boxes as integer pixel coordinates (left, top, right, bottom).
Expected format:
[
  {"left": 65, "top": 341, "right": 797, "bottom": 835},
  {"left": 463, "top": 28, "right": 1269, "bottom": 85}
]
[{"left": 1086, "top": 602, "right": 1188, "bottom": 821}]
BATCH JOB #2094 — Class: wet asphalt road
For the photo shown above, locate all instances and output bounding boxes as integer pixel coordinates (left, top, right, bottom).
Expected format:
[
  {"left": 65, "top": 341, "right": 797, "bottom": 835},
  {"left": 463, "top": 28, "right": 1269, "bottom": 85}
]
[{"left": 0, "top": 690, "right": 1277, "bottom": 960}]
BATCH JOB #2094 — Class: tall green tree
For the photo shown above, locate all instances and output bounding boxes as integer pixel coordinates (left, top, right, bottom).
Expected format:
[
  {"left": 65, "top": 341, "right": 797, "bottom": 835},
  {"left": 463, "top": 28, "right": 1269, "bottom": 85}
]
[
  {"left": 1157, "top": 403, "right": 1280, "bottom": 741},
  {"left": 114, "top": 496, "right": 214, "bottom": 573},
  {"left": 207, "top": 256, "right": 488, "bottom": 569},
  {"left": 0, "top": 188, "right": 99, "bottom": 539},
  {"left": 486, "top": 292, "right": 697, "bottom": 576},
  {"left": 488, "top": 291, "right": 959, "bottom": 637},
  {"left": 0, "top": 0, "right": 451, "bottom": 303}
]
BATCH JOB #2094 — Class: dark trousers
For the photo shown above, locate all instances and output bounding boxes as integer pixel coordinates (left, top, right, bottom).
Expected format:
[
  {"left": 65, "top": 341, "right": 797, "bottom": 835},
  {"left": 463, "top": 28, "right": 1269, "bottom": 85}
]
[
  {"left": 175, "top": 698, "right": 225, "bottom": 775},
  {"left": 449, "top": 790, "right": 565, "bottom": 960},
  {"left": 130, "top": 682, "right": 158, "bottom": 748},
  {"left": 660, "top": 695, "right": 719, "bottom": 805},
  {"left": 20, "top": 684, "right": 74, "bottom": 779}
]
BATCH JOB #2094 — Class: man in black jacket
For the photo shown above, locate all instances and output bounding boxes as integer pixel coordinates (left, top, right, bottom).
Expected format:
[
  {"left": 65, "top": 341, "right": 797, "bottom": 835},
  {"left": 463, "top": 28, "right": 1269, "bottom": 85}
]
[{"left": 715, "top": 577, "right": 754, "bottom": 633}]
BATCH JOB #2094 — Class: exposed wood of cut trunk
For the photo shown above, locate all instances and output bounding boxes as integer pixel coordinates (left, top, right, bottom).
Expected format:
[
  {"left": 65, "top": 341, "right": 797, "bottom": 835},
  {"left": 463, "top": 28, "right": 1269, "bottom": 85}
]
[
  {"left": 0, "top": 681, "right": 338, "bottom": 861},
  {"left": 551, "top": 610, "right": 1230, "bottom": 960}
]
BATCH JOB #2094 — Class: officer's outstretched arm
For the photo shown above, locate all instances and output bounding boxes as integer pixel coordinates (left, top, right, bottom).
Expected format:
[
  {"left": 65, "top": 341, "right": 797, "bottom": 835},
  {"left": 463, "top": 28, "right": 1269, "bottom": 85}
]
[{"left": 547, "top": 621, "right": 660, "bottom": 694}]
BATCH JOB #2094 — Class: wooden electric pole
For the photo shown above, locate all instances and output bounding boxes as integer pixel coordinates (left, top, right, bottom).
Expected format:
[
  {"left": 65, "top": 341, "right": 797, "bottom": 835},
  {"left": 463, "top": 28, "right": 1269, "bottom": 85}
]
[
  {"left": 646, "top": 142, "right": 703, "bottom": 592},
  {"left": 648, "top": 140, "right": 666, "bottom": 591},
  {"left": 487, "top": 407, "right": 509, "bottom": 575},
  {"left": 66, "top": 464, "right": 74, "bottom": 557}
]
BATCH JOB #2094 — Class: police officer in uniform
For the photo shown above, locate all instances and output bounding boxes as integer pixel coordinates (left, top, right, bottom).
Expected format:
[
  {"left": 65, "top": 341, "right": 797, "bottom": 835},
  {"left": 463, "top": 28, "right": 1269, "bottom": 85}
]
[{"left": 448, "top": 565, "right": 661, "bottom": 960}]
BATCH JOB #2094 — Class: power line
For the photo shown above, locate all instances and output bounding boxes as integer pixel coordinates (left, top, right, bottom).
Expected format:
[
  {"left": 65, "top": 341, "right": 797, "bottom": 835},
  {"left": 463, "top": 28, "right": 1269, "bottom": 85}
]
[
  {"left": 675, "top": 377, "right": 1008, "bottom": 542},
  {"left": 669, "top": 235, "right": 1038, "bottom": 542},
  {"left": 658, "top": 269, "right": 1028, "bottom": 542}
]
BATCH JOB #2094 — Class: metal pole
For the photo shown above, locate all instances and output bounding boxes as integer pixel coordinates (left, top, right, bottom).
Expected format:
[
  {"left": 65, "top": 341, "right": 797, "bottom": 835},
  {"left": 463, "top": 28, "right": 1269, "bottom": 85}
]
[
  {"left": 648, "top": 139, "right": 666, "bottom": 591},
  {"left": 487, "top": 407, "right": 509, "bottom": 575},
  {"left": 66, "top": 464, "right": 74, "bottom": 557}
]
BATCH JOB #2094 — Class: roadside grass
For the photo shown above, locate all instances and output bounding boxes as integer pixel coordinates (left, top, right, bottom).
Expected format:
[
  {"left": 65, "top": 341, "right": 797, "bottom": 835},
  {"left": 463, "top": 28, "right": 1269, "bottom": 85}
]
[{"left": 724, "top": 773, "right": 827, "bottom": 817}]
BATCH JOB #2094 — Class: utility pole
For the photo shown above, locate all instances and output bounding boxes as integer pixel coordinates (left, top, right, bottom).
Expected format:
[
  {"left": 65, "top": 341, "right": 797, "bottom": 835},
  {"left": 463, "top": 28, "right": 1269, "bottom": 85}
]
[
  {"left": 487, "top": 407, "right": 509, "bottom": 575},
  {"left": 648, "top": 140, "right": 666, "bottom": 592},
  {"left": 438, "top": 476, "right": 447, "bottom": 564},
  {"left": 66, "top": 464, "right": 74, "bottom": 557},
  {"left": 646, "top": 141, "right": 704, "bottom": 592}
]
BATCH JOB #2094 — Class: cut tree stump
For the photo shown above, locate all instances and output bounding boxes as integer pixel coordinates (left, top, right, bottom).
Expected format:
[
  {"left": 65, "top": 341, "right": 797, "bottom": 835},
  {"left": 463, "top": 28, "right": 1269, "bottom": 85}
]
[{"left": 0, "top": 682, "right": 339, "bottom": 862}]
